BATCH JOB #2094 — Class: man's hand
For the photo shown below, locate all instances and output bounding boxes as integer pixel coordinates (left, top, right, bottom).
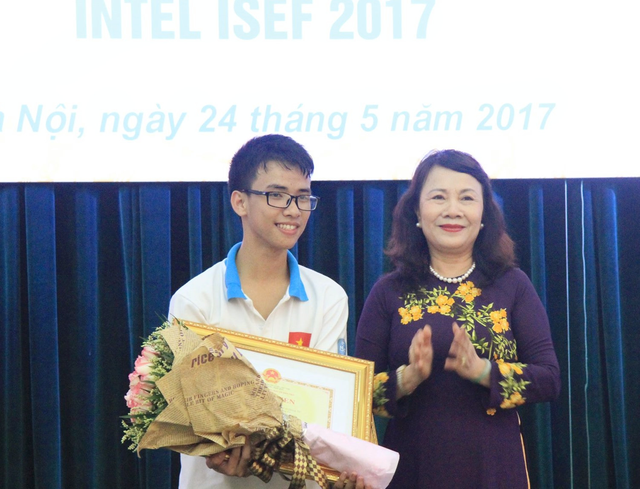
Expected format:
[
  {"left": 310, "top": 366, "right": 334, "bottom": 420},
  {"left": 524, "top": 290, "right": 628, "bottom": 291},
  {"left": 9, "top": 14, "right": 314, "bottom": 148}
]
[
  {"left": 205, "top": 440, "right": 252, "bottom": 477},
  {"left": 333, "top": 471, "right": 372, "bottom": 489}
]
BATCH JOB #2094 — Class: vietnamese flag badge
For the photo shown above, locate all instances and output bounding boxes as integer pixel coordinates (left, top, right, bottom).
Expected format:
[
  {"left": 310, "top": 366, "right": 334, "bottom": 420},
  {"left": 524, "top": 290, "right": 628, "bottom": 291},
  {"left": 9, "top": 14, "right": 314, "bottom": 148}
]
[{"left": 288, "top": 332, "right": 311, "bottom": 347}]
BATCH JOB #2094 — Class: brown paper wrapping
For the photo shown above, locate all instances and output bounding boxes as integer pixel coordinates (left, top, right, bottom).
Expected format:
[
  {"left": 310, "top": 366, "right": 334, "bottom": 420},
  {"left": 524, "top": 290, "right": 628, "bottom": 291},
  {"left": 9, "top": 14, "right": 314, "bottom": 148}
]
[
  {"left": 138, "top": 321, "right": 283, "bottom": 455},
  {"left": 135, "top": 320, "right": 328, "bottom": 488}
]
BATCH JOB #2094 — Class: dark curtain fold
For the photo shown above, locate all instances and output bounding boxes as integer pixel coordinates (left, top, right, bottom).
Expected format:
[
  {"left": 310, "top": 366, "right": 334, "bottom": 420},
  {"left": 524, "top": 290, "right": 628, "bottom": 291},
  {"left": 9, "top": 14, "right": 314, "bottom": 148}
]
[
  {"left": 122, "top": 186, "right": 176, "bottom": 489},
  {"left": 521, "top": 183, "right": 554, "bottom": 489},
  {"left": 1, "top": 178, "right": 638, "bottom": 488},
  {"left": 336, "top": 186, "right": 357, "bottom": 354},
  {"left": 1, "top": 186, "right": 29, "bottom": 489},
  {"left": 594, "top": 186, "right": 629, "bottom": 488},
  {"left": 24, "top": 186, "right": 63, "bottom": 489}
]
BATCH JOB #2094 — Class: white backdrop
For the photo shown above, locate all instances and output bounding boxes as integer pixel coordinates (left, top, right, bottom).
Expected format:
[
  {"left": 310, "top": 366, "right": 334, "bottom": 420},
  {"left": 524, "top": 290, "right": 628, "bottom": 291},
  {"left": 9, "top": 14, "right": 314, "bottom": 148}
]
[{"left": 1, "top": 0, "right": 638, "bottom": 182}]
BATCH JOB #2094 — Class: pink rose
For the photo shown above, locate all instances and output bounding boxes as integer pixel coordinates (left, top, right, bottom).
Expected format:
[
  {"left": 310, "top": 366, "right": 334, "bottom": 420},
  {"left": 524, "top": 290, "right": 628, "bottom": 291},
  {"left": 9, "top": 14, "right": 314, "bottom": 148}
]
[
  {"left": 141, "top": 345, "right": 159, "bottom": 360},
  {"left": 128, "top": 372, "right": 153, "bottom": 395},
  {"left": 125, "top": 389, "right": 152, "bottom": 412},
  {"left": 125, "top": 389, "right": 136, "bottom": 408},
  {"left": 125, "top": 390, "right": 140, "bottom": 409},
  {"left": 128, "top": 371, "right": 140, "bottom": 386},
  {"left": 128, "top": 373, "right": 143, "bottom": 394},
  {"left": 131, "top": 397, "right": 153, "bottom": 414},
  {"left": 134, "top": 354, "right": 153, "bottom": 377}
]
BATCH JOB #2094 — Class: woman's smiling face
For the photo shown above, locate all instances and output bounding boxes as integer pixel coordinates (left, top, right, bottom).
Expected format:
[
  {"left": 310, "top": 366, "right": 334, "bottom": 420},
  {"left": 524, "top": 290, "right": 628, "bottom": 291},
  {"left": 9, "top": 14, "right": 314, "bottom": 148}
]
[{"left": 416, "top": 165, "right": 484, "bottom": 258}]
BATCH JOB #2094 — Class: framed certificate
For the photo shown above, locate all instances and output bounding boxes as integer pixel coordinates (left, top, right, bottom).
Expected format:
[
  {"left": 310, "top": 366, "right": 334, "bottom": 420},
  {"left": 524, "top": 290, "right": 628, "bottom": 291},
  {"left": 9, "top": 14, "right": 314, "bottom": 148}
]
[{"left": 182, "top": 320, "right": 375, "bottom": 443}]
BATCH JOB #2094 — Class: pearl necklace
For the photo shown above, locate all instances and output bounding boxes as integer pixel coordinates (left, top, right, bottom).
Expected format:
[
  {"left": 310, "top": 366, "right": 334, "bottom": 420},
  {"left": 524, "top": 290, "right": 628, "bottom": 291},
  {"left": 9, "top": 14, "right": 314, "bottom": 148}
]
[{"left": 429, "top": 261, "right": 476, "bottom": 284}]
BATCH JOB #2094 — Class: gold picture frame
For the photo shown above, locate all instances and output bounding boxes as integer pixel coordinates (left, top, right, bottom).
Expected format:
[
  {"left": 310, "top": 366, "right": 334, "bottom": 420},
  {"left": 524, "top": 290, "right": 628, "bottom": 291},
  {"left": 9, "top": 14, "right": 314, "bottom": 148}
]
[{"left": 181, "top": 320, "right": 376, "bottom": 482}]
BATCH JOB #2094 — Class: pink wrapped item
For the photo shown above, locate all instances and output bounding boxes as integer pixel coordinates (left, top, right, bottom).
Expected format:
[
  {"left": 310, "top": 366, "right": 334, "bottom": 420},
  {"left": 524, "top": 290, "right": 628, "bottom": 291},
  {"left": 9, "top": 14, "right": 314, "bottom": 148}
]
[{"left": 303, "top": 422, "right": 399, "bottom": 489}]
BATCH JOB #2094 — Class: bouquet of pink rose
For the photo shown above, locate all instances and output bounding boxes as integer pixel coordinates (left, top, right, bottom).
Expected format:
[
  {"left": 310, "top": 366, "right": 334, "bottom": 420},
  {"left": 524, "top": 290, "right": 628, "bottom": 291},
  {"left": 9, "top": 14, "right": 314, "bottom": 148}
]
[
  {"left": 122, "top": 322, "right": 174, "bottom": 451},
  {"left": 121, "top": 319, "right": 399, "bottom": 489}
]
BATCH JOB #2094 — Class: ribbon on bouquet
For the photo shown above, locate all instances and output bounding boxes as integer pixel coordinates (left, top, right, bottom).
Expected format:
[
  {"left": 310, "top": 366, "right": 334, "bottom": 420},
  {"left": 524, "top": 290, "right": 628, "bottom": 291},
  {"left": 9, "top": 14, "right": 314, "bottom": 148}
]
[{"left": 249, "top": 416, "right": 328, "bottom": 489}]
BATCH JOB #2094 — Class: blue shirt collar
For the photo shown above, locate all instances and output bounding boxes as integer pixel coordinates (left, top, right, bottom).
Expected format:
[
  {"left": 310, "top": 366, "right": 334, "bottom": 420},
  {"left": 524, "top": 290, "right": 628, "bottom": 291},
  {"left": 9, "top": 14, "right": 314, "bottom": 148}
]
[{"left": 224, "top": 242, "right": 308, "bottom": 302}]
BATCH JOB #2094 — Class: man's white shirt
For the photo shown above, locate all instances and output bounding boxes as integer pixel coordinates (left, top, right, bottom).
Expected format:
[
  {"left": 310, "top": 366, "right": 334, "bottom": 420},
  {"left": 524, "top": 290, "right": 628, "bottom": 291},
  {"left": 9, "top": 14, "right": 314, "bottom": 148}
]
[{"left": 168, "top": 243, "right": 348, "bottom": 489}]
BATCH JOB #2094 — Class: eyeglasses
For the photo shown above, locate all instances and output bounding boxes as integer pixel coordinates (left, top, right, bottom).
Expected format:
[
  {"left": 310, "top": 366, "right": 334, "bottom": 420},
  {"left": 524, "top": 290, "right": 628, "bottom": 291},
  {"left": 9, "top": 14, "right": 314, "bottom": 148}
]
[{"left": 241, "top": 189, "right": 319, "bottom": 211}]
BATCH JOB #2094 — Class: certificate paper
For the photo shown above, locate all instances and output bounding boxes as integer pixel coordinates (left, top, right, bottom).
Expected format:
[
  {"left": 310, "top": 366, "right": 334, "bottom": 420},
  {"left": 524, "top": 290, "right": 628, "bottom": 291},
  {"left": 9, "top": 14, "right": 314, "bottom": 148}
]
[{"left": 260, "top": 369, "right": 333, "bottom": 428}]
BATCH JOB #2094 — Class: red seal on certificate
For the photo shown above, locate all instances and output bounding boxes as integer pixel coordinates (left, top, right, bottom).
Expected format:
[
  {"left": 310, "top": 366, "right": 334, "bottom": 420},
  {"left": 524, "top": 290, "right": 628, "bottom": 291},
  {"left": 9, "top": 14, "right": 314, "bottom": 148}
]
[{"left": 262, "top": 368, "right": 282, "bottom": 384}]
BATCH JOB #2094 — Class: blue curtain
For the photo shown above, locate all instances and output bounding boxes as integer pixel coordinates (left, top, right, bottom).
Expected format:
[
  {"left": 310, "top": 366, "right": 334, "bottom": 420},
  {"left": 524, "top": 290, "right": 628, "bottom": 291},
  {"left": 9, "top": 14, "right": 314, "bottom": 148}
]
[{"left": 1, "top": 178, "right": 639, "bottom": 488}]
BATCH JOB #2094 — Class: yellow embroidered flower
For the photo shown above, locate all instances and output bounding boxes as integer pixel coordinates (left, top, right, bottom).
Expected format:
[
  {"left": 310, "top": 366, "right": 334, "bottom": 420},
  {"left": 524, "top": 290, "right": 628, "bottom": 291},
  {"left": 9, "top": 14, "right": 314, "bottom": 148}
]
[
  {"left": 373, "top": 405, "right": 390, "bottom": 417},
  {"left": 486, "top": 408, "right": 496, "bottom": 416},
  {"left": 500, "top": 398, "right": 515, "bottom": 409},
  {"left": 500, "top": 392, "right": 525, "bottom": 409},
  {"left": 492, "top": 319, "right": 509, "bottom": 333},
  {"left": 372, "top": 372, "right": 391, "bottom": 418},
  {"left": 427, "top": 305, "right": 440, "bottom": 314},
  {"left": 490, "top": 310, "right": 503, "bottom": 322},
  {"left": 436, "top": 295, "right": 450, "bottom": 306},
  {"left": 509, "top": 392, "right": 524, "bottom": 405},
  {"left": 410, "top": 305, "right": 423, "bottom": 321},
  {"left": 490, "top": 309, "right": 509, "bottom": 333},
  {"left": 457, "top": 281, "right": 480, "bottom": 302},
  {"left": 439, "top": 305, "right": 452, "bottom": 314},
  {"left": 497, "top": 359, "right": 511, "bottom": 376},
  {"left": 373, "top": 372, "right": 389, "bottom": 387},
  {"left": 497, "top": 361, "right": 523, "bottom": 377},
  {"left": 456, "top": 283, "right": 471, "bottom": 295},
  {"left": 398, "top": 307, "right": 412, "bottom": 324}
]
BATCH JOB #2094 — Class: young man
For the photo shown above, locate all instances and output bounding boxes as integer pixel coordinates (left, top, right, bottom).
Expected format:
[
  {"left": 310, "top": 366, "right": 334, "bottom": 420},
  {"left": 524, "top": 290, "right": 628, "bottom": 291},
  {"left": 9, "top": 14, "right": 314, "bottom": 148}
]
[{"left": 169, "top": 135, "right": 363, "bottom": 489}]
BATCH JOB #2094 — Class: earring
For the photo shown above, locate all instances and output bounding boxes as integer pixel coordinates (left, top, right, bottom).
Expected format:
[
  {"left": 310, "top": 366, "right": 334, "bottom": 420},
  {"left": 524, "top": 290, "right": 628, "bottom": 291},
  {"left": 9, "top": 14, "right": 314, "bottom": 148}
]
[
  {"left": 480, "top": 223, "right": 485, "bottom": 229},
  {"left": 416, "top": 222, "right": 422, "bottom": 228}
]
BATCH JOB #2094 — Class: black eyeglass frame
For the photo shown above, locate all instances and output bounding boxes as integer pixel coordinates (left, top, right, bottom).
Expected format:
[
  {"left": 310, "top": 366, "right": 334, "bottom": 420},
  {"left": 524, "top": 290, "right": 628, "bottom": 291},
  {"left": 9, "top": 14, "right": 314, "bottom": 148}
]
[{"left": 240, "top": 189, "right": 320, "bottom": 211}]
